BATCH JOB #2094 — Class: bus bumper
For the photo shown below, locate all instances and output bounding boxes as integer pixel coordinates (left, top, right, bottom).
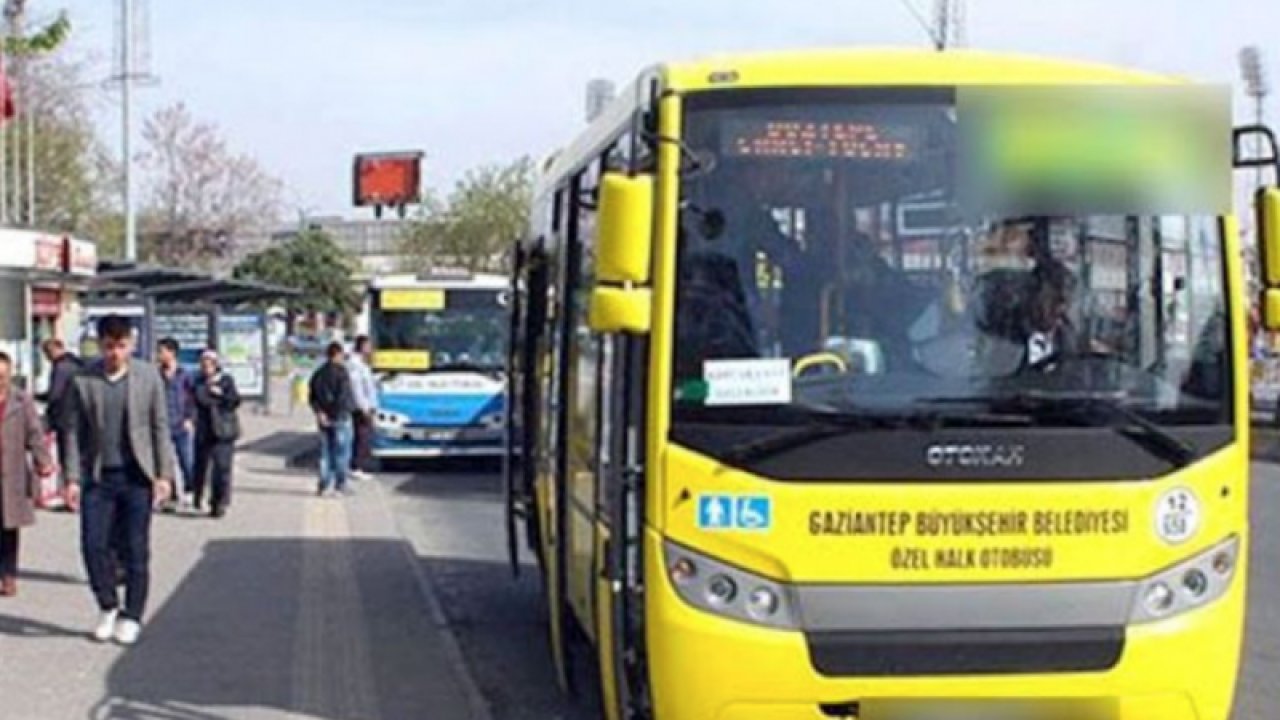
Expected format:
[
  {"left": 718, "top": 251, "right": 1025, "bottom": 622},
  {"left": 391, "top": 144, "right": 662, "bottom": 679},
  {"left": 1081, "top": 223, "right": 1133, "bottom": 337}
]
[
  {"left": 371, "top": 427, "right": 504, "bottom": 458},
  {"left": 644, "top": 532, "right": 1244, "bottom": 720}
]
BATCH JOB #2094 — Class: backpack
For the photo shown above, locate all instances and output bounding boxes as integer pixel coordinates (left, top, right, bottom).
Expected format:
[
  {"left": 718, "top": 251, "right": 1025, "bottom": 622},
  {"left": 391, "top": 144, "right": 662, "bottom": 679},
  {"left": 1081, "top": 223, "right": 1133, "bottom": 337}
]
[{"left": 310, "top": 365, "right": 339, "bottom": 414}]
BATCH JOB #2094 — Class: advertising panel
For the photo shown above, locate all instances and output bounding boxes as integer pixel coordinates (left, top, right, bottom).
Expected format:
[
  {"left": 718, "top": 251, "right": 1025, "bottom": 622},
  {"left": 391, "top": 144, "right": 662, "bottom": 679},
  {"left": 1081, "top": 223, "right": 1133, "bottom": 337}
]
[{"left": 218, "top": 313, "right": 266, "bottom": 398}]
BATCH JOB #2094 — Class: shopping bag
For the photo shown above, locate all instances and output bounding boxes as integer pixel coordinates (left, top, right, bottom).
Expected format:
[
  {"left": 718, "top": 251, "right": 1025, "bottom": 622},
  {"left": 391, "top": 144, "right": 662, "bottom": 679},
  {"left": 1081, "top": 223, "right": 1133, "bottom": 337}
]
[{"left": 35, "top": 432, "right": 62, "bottom": 509}]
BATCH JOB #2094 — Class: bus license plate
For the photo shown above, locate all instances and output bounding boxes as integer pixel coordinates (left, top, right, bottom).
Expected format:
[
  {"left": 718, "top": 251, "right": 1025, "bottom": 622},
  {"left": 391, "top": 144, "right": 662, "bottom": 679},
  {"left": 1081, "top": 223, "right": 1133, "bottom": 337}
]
[{"left": 886, "top": 701, "right": 1112, "bottom": 720}]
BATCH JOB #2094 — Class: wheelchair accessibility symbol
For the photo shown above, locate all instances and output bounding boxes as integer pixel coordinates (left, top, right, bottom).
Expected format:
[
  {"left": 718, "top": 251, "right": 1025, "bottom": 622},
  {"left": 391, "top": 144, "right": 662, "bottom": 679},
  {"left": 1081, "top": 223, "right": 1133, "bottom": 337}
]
[{"left": 697, "top": 494, "right": 772, "bottom": 532}]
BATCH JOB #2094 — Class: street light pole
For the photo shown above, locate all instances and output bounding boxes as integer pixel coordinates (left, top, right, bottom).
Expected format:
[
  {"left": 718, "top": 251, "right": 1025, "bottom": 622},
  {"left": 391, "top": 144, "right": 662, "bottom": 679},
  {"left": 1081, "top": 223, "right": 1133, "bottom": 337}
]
[{"left": 122, "top": 0, "right": 136, "bottom": 262}]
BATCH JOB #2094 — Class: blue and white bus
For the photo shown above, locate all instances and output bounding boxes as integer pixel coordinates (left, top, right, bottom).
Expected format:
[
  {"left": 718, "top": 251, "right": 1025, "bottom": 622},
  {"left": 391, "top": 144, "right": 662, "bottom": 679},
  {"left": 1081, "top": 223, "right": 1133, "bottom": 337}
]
[{"left": 367, "top": 272, "right": 508, "bottom": 458}]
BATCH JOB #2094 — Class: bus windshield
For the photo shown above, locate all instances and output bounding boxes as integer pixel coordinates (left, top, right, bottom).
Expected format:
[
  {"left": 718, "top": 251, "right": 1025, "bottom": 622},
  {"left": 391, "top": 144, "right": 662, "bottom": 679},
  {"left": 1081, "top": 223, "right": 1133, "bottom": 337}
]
[
  {"left": 373, "top": 288, "right": 507, "bottom": 372},
  {"left": 671, "top": 91, "right": 1231, "bottom": 463}
]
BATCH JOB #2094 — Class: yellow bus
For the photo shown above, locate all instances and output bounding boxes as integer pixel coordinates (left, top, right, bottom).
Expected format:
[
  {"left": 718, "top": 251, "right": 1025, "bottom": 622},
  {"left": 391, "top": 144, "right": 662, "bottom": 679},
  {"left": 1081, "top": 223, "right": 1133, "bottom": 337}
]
[{"left": 505, "top": 49, "right": 1280, "bottom": 720}]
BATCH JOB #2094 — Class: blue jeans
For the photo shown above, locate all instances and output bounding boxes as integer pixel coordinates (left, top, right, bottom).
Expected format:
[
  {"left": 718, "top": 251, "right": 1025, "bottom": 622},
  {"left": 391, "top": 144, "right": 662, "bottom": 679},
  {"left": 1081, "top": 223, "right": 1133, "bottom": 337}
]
[
  {"left": 318, "top": 420, "right": 353, "bottom": 491},
  {"left": 81, "top": 466, "right": 153, "bottom": 621},
  {"left": 170, "top": 428, "right": 194, "bottom": 497}
]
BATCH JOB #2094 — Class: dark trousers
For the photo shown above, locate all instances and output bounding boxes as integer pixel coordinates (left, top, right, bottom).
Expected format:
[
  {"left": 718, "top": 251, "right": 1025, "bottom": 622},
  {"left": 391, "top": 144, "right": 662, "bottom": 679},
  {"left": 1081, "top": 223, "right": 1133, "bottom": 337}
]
[
  {"left": 51, "top": 428, "right": 71, "bottom": 492},
  {"left": 193, "top": 437, "right": 234, "bottom": 510},
  {"left": 170, "top": 428, "right": 195, "bottom": 497},
  {"left": 351, "top": 411, "right": 373, "bottom": 472},
  {"left": 81, "top": 467, "right": 153, "bottom": 621},
  {"left": 0, "top": 529, "right": 18, "bottom": 578}
]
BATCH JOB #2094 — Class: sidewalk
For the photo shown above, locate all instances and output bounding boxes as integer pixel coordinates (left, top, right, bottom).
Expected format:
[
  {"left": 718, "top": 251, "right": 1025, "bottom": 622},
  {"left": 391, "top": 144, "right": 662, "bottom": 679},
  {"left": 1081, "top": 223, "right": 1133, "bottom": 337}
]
[{"left": 0, "top": 405, "right": 487, "bottom": 720}]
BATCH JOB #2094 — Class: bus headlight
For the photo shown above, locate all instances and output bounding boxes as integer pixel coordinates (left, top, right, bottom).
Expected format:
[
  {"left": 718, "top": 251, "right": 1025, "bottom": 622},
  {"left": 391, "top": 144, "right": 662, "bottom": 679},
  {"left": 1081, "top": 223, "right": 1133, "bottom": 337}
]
[
  {"left": 706, "top": 575, "right": 737, "bottom": 607},
  {"left": 479, "top": 411, "right": 505, "bottom": 430},
  {"left": 376, "top": 411, "right": 410, "bottom": 428},
  {"left": 1182, "top": 569, "right": 1209, "bottom": 599},
  {"left": 1130, "top": 536, "right": 1239, "bottom": 624},
  {"left": 747, "top": 587, "right": 781, "bottom": 619},
  {"left": 664, "top": 540, "right": 798, "bottom": 630},
  {"left": 1143, "top": 583, "right": 1176, "bottom": 616}
]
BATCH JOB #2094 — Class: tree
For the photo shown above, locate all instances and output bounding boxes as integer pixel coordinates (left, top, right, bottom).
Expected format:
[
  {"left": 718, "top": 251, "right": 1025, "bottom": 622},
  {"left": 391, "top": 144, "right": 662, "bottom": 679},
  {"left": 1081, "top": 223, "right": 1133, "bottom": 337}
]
[
  {"left": 22, "top": 58, "right": 121, "bottom": 248},
  {"left": 398, "top": 156, "right": 534, "bottom": 272},
  {"left": 0, "top": 16, "right": 121, "bottom": 251},
  {"left": 138, "top": 102, "right": 283, "bottom": 267},
  {"left": 233, "top": 227, "right": 360, "bottom": 316},
  {"left": 1, "top": 9, "right": 70, "bottom": 55}
]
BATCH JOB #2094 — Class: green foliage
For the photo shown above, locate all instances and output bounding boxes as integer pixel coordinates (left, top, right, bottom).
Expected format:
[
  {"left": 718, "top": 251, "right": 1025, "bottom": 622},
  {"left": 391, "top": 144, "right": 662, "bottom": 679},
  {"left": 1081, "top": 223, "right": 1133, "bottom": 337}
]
[
  {"left": 2, "top": 12, "right": 71, "bottom": 56},
  {"left": 398, "top": 156, "right": 534, "bottom": 272},
  {"left": 233, "top": 228, "right": 360, "bottom": 314}
]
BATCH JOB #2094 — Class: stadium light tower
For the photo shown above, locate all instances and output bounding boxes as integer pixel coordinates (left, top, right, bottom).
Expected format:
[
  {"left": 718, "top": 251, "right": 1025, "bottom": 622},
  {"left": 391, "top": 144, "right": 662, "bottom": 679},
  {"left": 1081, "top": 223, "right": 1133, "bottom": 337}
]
[
  {"left": 899, "top": 0, "right": 966, "bottom": 51},
  {"left": 1240, "top": 45, "right": 1269, "bottom": 189}
]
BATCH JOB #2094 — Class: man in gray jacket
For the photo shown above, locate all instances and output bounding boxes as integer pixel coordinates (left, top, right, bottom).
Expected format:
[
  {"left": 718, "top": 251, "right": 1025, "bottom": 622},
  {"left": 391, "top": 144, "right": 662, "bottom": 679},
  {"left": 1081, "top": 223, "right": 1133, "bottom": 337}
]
[{"left": 64, "top": 315, "right": 175, "bottom": 646}]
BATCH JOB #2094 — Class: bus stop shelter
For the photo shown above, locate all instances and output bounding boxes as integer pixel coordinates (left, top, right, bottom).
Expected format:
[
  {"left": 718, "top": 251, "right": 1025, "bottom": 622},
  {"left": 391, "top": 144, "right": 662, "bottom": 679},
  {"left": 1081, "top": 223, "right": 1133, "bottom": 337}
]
[{"left": 81, "top": 261, "right": 300, "bottom": 412}]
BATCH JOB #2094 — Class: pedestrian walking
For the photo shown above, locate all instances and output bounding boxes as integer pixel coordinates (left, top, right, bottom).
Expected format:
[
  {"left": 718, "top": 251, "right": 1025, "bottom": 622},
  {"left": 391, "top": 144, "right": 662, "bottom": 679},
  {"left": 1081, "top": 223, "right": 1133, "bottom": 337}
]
[
  {"left": 347, "top": 335, "right": 378, "bottom": 480},
  {"left": 39, "top": 338, "right": 83, "bottom": 510},
  {"left": 156, "top": 338, "right": 197, "bottom": 513},
  {"left": 63, "top": 314, "right": 175, "bottom": 646},
  {"left": 192, "top": 350, "right": 241, "bottom": 518},
  {"left": 0, "top": 351, "right": 55, "bottom": 597},
  {"left": 308, "top": 342, "right": 356, "bottom": 498}
]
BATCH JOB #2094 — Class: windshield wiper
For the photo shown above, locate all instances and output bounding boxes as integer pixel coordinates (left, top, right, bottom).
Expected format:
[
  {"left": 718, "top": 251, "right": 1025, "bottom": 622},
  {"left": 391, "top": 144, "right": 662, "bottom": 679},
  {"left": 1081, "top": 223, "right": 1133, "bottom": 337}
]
[
  {"left": 428, "top": 362, "right": 504, "bottom": 376},
  {"left": 720, "top": 407, "right": 1031, "bottom": 466},
  {"left": 1015, "top": 391, "right": 1196, "bottom": 469},
  {"left": 720, "top": 413, "right": 887, "bottom": 465}
]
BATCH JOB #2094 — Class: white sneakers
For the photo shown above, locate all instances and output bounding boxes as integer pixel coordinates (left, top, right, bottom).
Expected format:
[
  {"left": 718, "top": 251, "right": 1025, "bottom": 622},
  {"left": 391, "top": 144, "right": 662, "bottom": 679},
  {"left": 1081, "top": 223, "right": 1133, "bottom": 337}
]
[
  {"left": 91, "top": 609, "right": 142, "bottom": 645},
  {"left": 92, "top": 610, "right": 118, "bottom": 642},
  {"left": 350, "top": 470, "right": 372, "bottom": 481},
  {"left": 114, "top": 619, "right": 141, "bottom": 646}
]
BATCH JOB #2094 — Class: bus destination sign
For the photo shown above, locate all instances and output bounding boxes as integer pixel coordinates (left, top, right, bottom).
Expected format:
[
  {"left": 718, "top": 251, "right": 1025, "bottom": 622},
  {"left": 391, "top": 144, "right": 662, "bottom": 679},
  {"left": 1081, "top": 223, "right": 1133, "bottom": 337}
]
[{"left": 724, "top": 119, "right": 915, "bottom": 161}]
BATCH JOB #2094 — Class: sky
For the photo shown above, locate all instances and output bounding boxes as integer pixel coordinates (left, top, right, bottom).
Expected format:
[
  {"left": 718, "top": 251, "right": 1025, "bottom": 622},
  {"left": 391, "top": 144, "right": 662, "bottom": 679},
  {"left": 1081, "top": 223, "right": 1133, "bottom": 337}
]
[{"left": 41, "top": 0, "right": 1280, "bottom": 217}]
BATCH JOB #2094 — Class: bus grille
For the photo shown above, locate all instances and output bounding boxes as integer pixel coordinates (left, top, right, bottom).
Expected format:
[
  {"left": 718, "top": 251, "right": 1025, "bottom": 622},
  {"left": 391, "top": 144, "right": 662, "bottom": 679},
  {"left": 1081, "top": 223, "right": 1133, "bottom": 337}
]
[{"left": 806, "top": 627, "right": 1124, "bottom": 676}]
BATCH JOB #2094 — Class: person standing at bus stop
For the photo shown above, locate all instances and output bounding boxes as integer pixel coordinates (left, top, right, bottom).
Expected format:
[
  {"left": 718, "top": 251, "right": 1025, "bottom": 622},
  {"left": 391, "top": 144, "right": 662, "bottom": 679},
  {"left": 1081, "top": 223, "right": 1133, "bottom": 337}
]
[
  {"left": 192, "top": 350, "right": 241, "bottom": 518},
  {"left": 62, "top": 314, "right": 175, "bottom": 645},
  {"left": 346, "top": 335, "right": 378, "bottom": 481},
  {"left": 156, "top": 338, "right": 196, "bottom": 513},
  {"left": 309, "top": 342, "right": 356, "bottom": 497}
]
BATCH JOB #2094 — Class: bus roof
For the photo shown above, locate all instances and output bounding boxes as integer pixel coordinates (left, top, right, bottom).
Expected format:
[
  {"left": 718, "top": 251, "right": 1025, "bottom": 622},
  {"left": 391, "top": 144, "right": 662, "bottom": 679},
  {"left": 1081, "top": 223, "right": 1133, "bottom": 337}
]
[
  {"left": 662, "top": 48, "right": 1179, "bottom": 93},
  {"left": 369, "top": 272, "right": 508, "bottom": 291},
  {"left": 534, "top": 48, "right": 1183, "bottom": 196}
]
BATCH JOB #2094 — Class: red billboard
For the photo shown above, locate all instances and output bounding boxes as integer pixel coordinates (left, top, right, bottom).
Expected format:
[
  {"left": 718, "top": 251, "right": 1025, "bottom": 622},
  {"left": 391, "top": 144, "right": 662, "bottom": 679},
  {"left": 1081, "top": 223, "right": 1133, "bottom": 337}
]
[{"left": 353, "top": 151, "right": 424, "bottom": 209}]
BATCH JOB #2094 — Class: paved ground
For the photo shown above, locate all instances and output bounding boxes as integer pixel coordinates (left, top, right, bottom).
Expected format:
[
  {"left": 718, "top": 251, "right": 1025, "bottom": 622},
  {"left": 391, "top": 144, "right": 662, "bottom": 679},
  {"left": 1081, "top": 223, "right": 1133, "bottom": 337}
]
[
  {"left": 0, "top": 406, "right": 486, "bottom": 720},
  {"left": 382, "top": 462, "right": 600, "bottom": 720},
  {"left": 1236, "top": 462, "right": 1280, "bottom": 720}
]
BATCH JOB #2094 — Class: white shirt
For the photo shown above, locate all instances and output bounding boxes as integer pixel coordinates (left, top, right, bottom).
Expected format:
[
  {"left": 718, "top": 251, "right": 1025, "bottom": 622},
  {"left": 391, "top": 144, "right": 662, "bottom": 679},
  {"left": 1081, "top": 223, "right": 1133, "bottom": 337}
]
[{"left": 346, "top": 355, "right": 378, "bottom": 413}]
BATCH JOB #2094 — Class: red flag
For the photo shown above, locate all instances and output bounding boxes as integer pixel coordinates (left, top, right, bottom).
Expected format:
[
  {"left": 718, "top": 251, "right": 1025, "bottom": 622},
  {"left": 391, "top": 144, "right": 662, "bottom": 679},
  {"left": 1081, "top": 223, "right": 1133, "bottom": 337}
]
[{"left": 0, "top": 73, "right": 14, "bottom": 119}]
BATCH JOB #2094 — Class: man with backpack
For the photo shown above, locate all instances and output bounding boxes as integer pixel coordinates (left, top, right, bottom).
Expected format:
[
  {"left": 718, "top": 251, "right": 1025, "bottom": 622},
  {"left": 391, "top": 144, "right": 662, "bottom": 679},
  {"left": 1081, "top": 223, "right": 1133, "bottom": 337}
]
[{"left": 308, "top": 342, "right": 356, "bottom": 497}]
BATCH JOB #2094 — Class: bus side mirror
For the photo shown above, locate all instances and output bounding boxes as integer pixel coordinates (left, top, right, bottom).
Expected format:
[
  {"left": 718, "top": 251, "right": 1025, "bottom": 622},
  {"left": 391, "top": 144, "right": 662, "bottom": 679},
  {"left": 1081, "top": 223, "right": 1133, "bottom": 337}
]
[
  {"left": 1259, "top": 187, "right": 1280, "bottom": 286},
  {"left": 1264, "top": 288, "right": 1280, "bottom": 333},
  {"left": 597, "top": 172, "right": 654, "bottom": 285},
  {"left": 589, "top": 286, "right": 652, "bottom": 334}
]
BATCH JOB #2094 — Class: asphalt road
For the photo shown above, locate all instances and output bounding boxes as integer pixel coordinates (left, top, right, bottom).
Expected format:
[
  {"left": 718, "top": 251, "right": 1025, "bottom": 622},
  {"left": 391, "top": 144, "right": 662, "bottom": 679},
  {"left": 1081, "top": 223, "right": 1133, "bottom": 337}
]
[{"left": 384, "top": 461, "right": 1280, "bottom": 720}]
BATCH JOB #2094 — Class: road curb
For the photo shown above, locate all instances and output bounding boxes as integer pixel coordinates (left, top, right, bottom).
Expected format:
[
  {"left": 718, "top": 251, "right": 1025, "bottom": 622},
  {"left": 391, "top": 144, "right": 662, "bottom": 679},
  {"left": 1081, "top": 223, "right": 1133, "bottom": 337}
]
[
  {"left": 372, "top": 480, "right": 495, "bottom": 720},
  {"left": 1252, "top": 427, "right": 1280, "bottom": 463}
]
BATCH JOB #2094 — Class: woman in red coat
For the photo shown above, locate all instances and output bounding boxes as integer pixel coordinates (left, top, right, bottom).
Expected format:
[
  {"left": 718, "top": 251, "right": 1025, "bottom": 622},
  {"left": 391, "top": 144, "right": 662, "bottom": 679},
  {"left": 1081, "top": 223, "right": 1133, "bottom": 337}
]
[{"left": 0, "top": 351, "right": 54, "bottom": 596}]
